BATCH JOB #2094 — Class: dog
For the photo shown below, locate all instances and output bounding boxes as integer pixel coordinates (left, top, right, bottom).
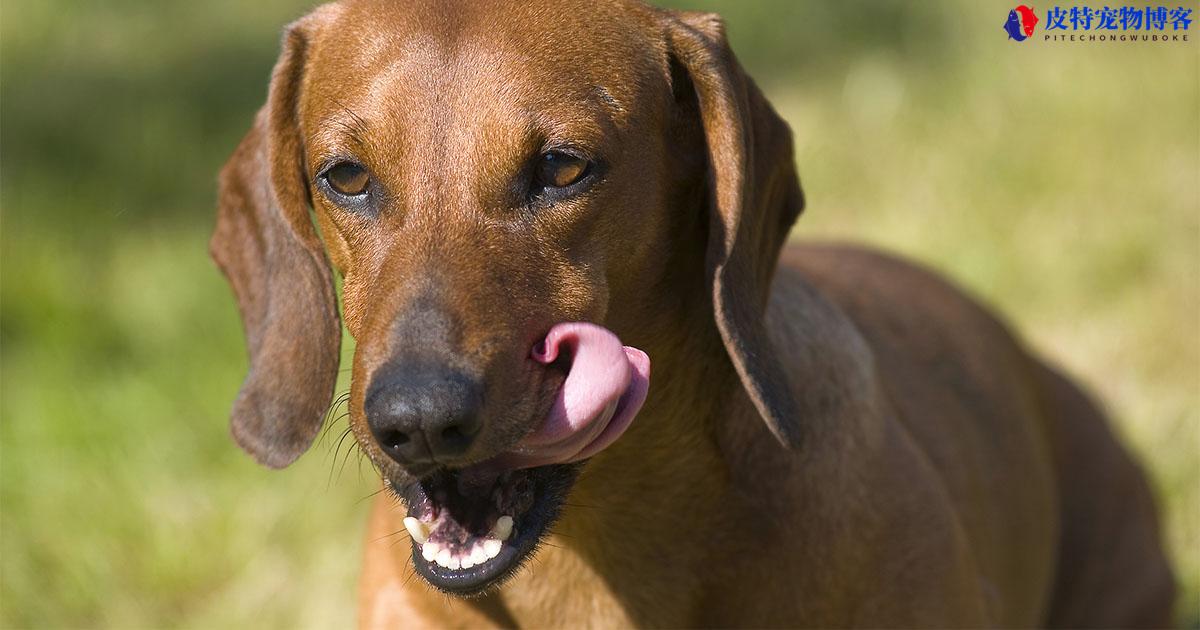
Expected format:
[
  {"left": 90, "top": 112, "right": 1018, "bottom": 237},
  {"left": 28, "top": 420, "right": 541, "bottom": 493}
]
[{"left": 210, "top": 0, "right": 1176, "bottom": 626}]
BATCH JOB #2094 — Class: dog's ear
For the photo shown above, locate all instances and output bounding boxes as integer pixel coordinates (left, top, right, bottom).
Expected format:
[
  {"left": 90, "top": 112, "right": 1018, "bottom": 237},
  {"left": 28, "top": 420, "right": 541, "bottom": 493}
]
[
  {"left": 210, "top": 16, "right": 340, "bottom": 469},
  {"left": 664, "top": 11, "right": 806, "bottom": 448}
]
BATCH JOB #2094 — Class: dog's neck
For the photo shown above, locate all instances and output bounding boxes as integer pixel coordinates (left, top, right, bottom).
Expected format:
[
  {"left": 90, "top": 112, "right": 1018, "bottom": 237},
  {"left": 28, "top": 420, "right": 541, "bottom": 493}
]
[{"left": 497, "top": 306, "right": 737, "bottom": 625}]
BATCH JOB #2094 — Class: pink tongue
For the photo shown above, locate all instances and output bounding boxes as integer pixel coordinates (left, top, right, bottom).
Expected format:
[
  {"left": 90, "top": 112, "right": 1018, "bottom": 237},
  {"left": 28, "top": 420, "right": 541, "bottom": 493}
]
[{"left": 497, "top": 323, "right": 650, "bottom": 469}]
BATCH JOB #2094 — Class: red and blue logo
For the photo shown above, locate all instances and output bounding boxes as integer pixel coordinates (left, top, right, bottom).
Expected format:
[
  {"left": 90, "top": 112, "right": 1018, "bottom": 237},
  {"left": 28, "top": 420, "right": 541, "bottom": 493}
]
[{"left": 1004, "top": 5, "right": 1041, "bottom": 40}]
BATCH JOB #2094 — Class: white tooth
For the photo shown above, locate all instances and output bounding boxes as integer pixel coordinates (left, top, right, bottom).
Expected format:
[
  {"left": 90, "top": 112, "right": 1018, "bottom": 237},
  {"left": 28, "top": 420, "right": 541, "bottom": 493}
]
[
  {"left": 422, "top": 542, "right": 438, "bottom": 562},
  {"left": 460, "top": 558, "right": 475, "bottom": 570},
  {"left": 470, "top": 545, "right": 488, "bottom": 566},
  {"left": 483, "top": 538, "right": 502, "bottom": 559},
  {"left": 403, "top": 517, "right": 429, "bottom": 544},
  {"left": 436, "top": 548, "right": 453, "bottom": 568},
  {"left": 447, "top": 555, "right": 461, "bottom": 570},
  {"left": 491, "top": 515, "right": 514, "bottom": 541}
]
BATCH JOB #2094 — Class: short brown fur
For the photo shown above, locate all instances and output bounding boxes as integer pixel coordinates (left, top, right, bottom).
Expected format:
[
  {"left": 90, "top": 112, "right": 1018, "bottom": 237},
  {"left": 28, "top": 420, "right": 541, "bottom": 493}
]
[{"left": 211, "top": 0, "right": 1176, "bottom": 626}]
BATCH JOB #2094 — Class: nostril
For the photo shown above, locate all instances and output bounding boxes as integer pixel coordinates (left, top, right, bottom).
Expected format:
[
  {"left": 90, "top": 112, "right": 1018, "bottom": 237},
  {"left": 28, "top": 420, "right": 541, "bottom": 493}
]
[
  {"left": 440, "top": 425, "right": 468, "bottom": 446},
  {"left": 378, "top": 429, "right": 410, "bottom": 451}
]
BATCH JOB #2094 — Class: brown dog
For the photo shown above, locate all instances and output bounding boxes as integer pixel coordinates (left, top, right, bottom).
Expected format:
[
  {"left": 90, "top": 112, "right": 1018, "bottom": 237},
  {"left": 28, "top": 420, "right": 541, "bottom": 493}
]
[{"left": 210, "top": 0, "right": 1176, "bottom": 627}]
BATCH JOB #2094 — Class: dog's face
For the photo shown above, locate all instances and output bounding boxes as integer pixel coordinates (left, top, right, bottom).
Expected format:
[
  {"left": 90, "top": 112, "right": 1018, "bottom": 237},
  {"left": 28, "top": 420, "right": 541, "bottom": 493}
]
[
  {"left": 307, "top": 0, "right": 676, "bottom": 464},
  {"left": 212, "top": 0, "right": 805, "bottom": 595}
]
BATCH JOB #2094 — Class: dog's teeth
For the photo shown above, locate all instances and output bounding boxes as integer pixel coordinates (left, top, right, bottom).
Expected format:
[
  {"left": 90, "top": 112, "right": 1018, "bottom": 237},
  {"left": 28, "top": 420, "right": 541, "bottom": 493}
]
[
  {"left": 460, "top": 557, "right": 475, "bottom": 570},
  {"left": 422, "top": 542, "right": 438, "bottom": 562},
  {"left": 403, "top": 517, "right": 429, "bottom": 544},
  {"left": 436, "top": 548, "right": 453, "bottom": 568},
  {"left": 491, "top": 515, "right": 514, "bottom": 541},
  {"left": 483, "top": 538, "right": 503, "bottom": 559},
  {"left": 470, "top": 545, "right": 488, "bottom": 566},
  {"left": 447, "top": 555, "right": 461, "bottom": 570}
]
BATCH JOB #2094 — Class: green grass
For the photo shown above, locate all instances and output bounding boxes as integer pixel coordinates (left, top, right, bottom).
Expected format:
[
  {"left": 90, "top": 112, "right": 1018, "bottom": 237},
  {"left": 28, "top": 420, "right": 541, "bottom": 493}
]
[{"left": 2, "top": 1, "right": 1196, "bottom": 627}]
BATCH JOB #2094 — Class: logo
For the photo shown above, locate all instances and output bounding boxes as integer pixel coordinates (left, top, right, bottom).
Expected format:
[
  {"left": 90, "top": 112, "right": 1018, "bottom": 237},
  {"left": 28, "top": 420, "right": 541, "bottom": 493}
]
[
  {"left": 1004, "top": 5, "right": 1041, "bottom": 41},
  {"left": 1005, "top": 6, "right": 1193, "bottom": 42}
]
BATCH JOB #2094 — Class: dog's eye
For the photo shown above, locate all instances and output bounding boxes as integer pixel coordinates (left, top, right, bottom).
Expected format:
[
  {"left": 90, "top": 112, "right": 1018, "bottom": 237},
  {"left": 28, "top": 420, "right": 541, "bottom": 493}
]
[
  {"left": 325, "top": 162, "right": 370, "bottom": 196},
  {"left": 534, "top": 152, "right": 590, "bottom": 189}
]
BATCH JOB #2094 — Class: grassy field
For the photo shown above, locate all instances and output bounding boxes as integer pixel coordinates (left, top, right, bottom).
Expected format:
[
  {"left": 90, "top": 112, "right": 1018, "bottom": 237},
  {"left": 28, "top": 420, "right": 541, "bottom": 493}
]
[{"left": 1, "top": 1, "right": 1196, "bottom": 627}]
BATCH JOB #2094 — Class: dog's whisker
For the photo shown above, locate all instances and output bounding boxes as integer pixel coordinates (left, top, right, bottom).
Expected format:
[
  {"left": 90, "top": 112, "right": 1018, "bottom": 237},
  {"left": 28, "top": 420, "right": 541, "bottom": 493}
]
[
  {"left": 317, "top": 391, "right": 350, "bottom": 446},
  {"left": 330, "top": 97, "right": 382, "bottom": 156},
  {"left": 401, "top": 563, "right": 419, "bottom": 589},
  {"left": 329, "top": 426, "right": 354, "bottom": 461},
  {"left": 318, "top": 411, "right": 351, "bottom": 448},
  {"left": 326, "top": 426, "right": 356, "bottom": 489},
  {"left": 325, "top": 390, "right": 351, "bottom": 417},
  {"left": 374, "top": 529, "right": 407, "bottom": 543},
  {"left": 336, "top": 435, "right": 362, "bottom": 481},
  {"left": 356, "top": 486, "right": 387, "bottom": 505},
  {"left": 344, "top": 436, "right": 366, "bottom": 475}
]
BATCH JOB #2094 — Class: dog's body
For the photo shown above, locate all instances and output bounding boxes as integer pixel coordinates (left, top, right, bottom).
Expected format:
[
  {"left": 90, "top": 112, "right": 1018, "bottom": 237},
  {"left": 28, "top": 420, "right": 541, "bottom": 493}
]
[
  {"left": 359, "top": 244, "right": 1174, "bottom": 628},
  {"left": 210, "top": 0, "right": 1174, "bottom": 627}
]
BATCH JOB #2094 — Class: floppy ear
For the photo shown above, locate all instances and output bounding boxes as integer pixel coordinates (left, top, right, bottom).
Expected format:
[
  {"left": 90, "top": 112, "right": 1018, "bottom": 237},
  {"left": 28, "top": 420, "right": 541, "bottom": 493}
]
[
  {"left": 210, "top": 18, "right": 341, "bottom": 468},
  {"left": 663, "top": 11, "right": 806, "bottom": 448}
]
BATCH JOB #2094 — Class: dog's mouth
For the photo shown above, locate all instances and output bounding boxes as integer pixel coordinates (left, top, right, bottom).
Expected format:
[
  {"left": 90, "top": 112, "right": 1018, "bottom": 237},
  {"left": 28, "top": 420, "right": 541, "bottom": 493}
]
[
  {"left": 393, "top": 463, "right": 578, "bottom": 595},
  {"left": 390, "top": 322, "right": 650, "bottom": 595}
]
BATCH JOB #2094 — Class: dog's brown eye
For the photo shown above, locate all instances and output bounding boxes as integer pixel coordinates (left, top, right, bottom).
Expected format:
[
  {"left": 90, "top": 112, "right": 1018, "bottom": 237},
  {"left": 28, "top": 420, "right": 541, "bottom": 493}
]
[
  {"left": 325, "top": 162, "right": 370, "bottom": 196},
  {"left": 534, "top": 152, "right": 589, "bottom": 189}
]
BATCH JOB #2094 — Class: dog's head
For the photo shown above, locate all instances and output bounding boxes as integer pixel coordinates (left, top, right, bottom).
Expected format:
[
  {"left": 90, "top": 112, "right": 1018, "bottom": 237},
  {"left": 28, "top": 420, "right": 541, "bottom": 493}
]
[{"left": 211, "top": 0, "right": 803, "bottom": 595}]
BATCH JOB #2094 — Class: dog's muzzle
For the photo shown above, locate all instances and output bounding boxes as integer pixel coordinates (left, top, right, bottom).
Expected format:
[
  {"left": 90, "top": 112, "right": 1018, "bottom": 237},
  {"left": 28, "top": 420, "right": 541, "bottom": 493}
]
[{"left": 395, "top": 322, "right": 650, "bottom": 593}]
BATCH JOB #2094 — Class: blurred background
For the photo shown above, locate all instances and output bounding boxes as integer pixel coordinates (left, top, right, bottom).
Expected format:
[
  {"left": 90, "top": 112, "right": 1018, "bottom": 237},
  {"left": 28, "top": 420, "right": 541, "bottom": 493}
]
[{"left": 1, "top": 0, "right": 1196, "bottom": 627}]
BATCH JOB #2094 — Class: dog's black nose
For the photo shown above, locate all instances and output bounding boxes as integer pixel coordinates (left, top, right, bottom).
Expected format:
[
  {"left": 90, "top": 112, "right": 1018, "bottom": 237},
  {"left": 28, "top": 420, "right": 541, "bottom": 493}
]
[{"left": 364, "top": 363, "right": 483, "bottom": 468}]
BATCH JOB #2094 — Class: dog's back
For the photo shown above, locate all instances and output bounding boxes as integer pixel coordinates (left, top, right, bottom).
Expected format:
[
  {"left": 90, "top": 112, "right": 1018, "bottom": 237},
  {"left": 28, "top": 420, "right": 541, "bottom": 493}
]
[
  {"left": 778, "top": 242, "right": 1175, "bottom": 627},
  {"left": 1036, "top": 361, "right": 1176, "bottom": 627}
]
